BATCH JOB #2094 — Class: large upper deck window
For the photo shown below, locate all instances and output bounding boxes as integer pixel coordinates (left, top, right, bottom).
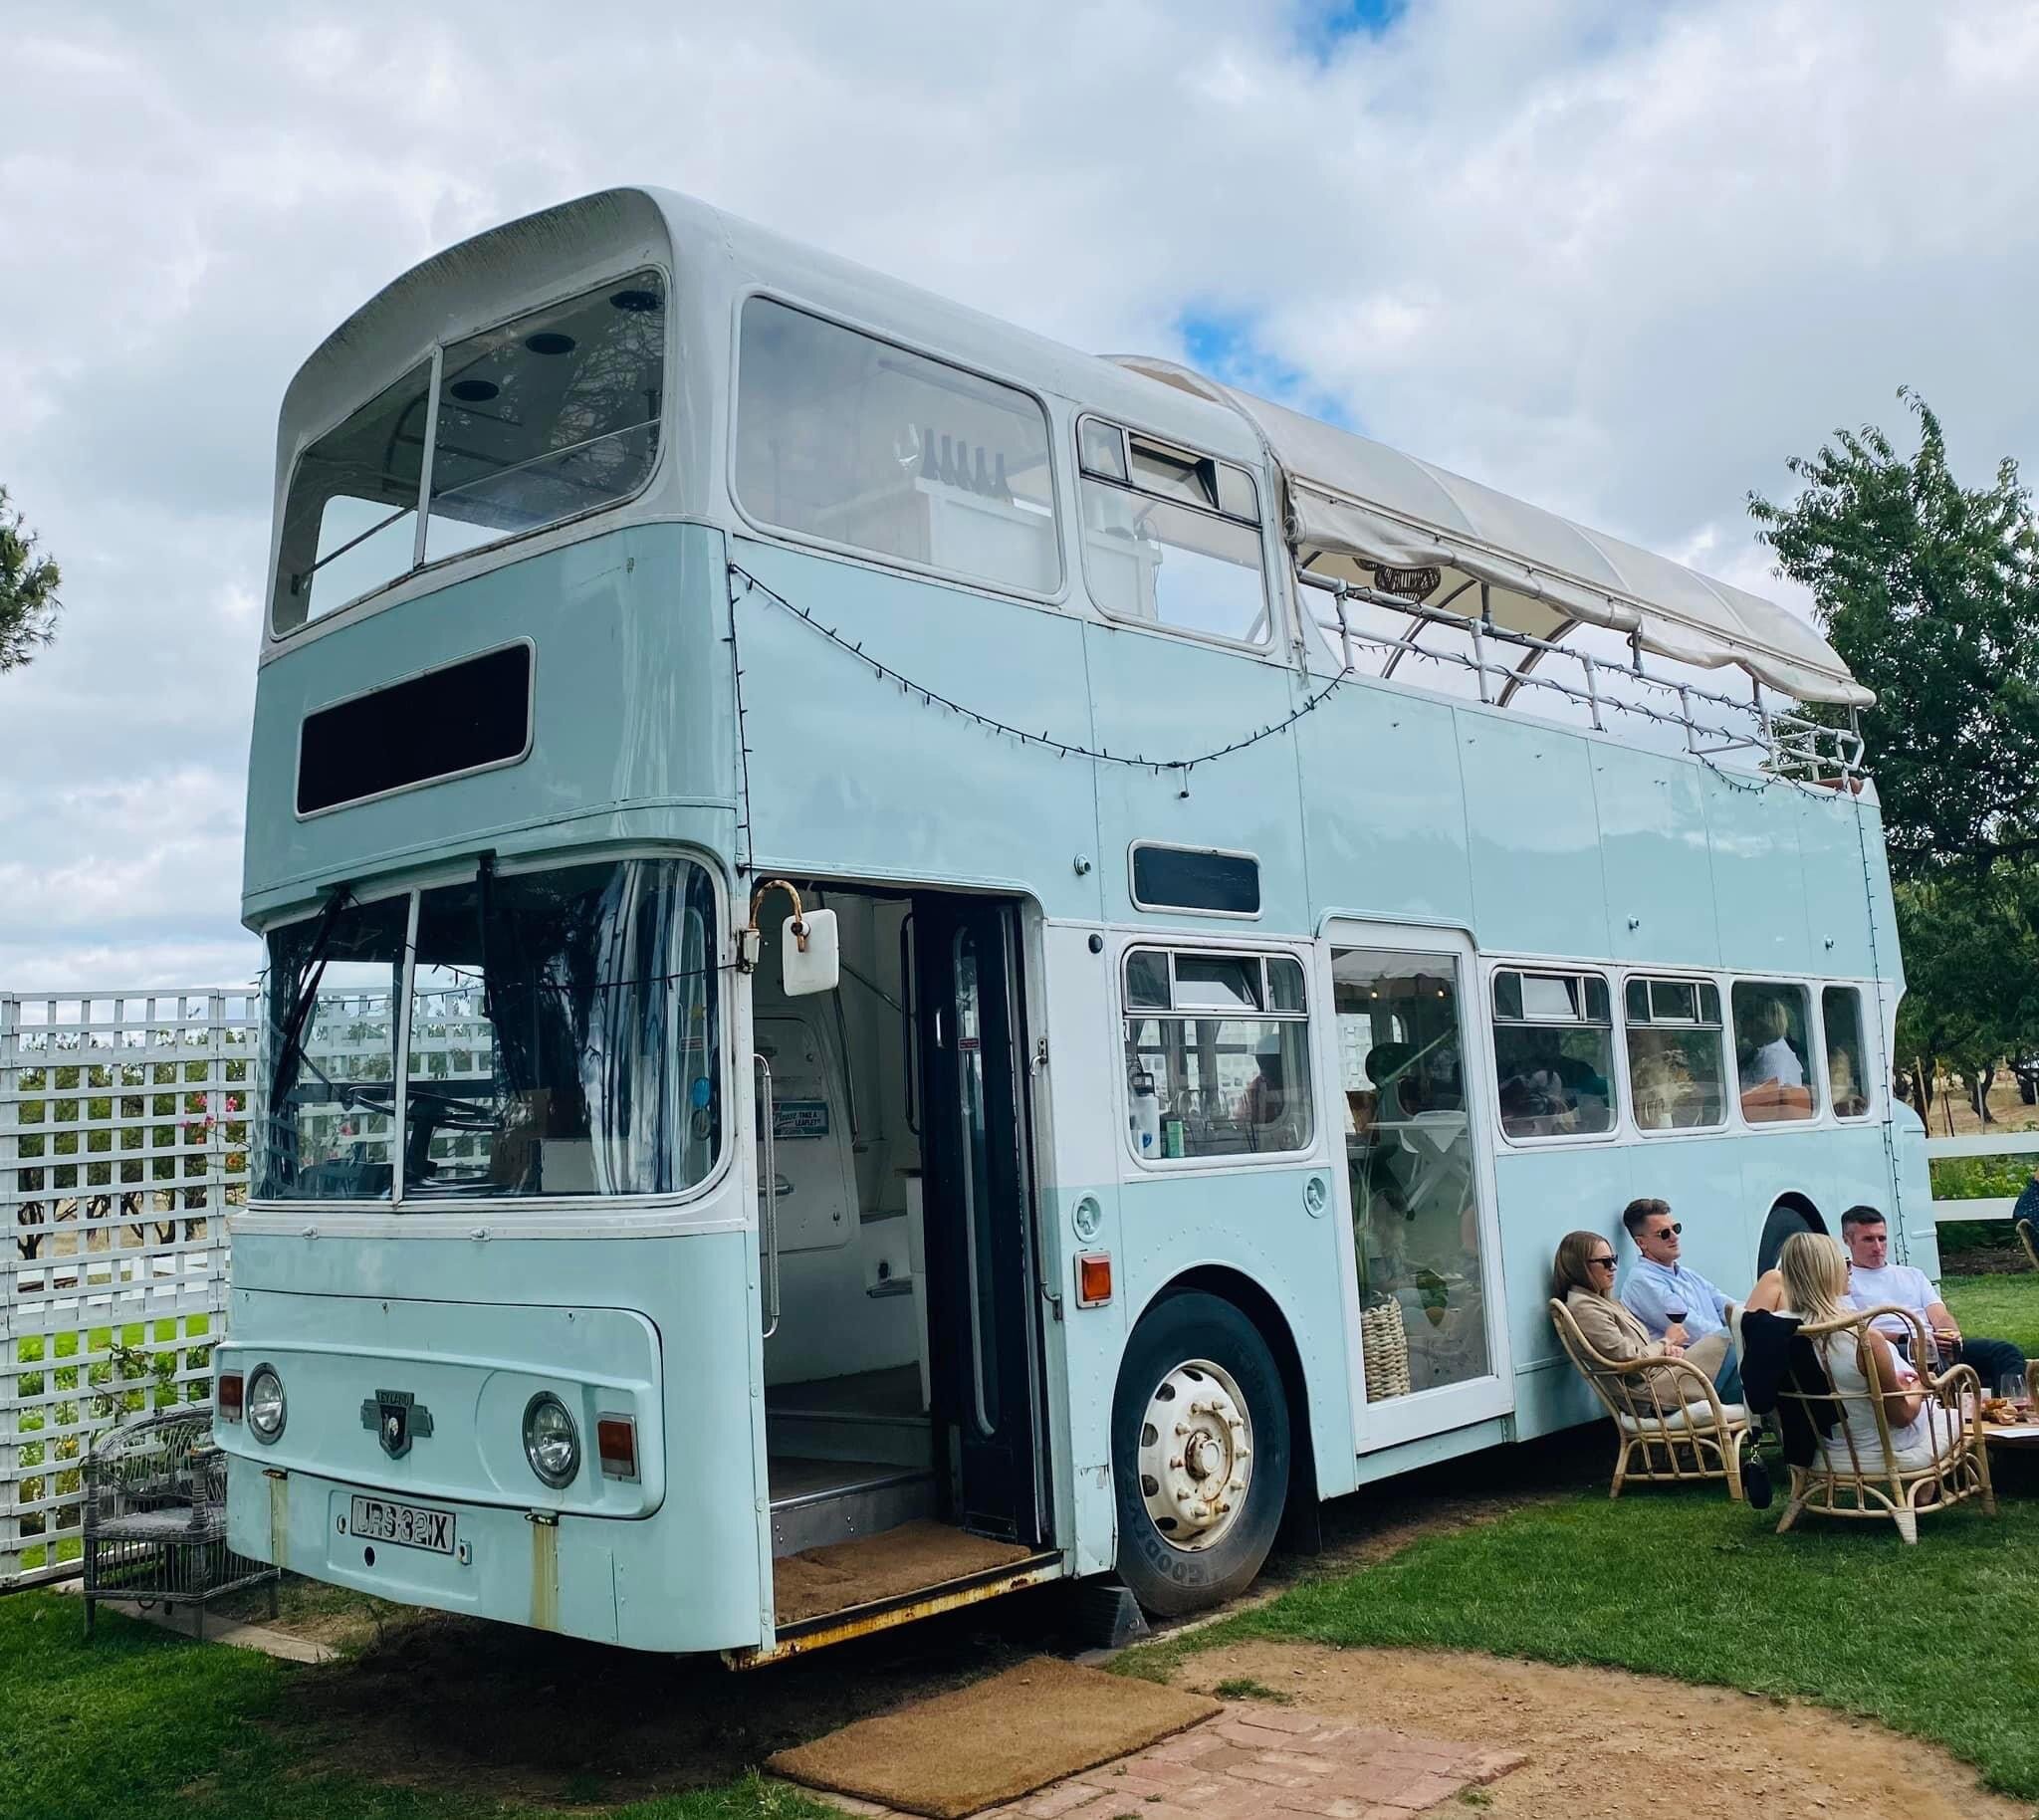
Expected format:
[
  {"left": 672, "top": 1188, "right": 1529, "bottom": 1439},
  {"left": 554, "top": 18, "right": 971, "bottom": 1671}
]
[
  {"left": 1077, "top": 417, "right": 1269, "bottom": 646},
  {"left": 734, "top": 297, "right": 1060, "bottom": 596},
  {"left": 255, "top": 855, "right": 720, "bottom": 1202},
  {"left": 272, "top": 271, "right": 667, "bottom": 634}
]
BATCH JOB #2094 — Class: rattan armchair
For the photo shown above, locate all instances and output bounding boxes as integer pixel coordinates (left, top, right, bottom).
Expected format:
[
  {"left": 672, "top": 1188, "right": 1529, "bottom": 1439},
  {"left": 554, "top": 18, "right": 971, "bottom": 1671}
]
[
  {"left": 1549, "top": 1296, "right": 1752, "bottom": 1500},
  {"left": 82, "top": 1410, "right": 277, "bottom": 1638},
  {"left": 1772, "top": 1304, "right": 1994, "bottom": 1545}
]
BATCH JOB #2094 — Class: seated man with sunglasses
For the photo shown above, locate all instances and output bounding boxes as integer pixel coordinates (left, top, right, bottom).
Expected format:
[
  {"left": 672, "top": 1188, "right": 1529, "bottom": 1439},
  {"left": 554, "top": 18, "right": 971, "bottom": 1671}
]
[{"left": 1617, "top": 1197, "right": 1785, "bottom": 1401}]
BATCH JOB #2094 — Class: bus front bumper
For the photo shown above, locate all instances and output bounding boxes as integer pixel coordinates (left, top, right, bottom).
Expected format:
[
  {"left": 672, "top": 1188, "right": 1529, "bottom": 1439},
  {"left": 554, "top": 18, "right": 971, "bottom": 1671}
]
[{"left": 228, "top": 1463, "right": 767, "bottom": 1654}]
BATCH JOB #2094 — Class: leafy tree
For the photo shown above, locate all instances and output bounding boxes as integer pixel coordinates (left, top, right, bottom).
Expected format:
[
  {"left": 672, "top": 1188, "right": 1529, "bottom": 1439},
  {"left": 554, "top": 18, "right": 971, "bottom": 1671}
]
[
  {"left": 1892, "top": 869, "right": 2039, "bottom": 1127},
  {"left": 0, "top": 484, "right": 63, "bottom": 672},
  {"left": 1749, "top": 389, "right": 2039, "bottom": 877}
]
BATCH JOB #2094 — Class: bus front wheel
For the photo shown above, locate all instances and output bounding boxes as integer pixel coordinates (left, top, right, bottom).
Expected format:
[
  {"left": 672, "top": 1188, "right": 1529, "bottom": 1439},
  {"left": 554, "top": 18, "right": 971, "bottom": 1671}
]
[{"left": 1111, "top": 1291, "right": 1290, "bottom": 1617}]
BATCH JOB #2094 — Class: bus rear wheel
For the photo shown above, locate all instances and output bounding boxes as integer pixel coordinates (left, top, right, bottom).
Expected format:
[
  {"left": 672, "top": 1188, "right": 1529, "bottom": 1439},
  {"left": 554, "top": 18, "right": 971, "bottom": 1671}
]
[{"left": 1112, "top": 1291, "right": 1289, "bottom": 1617}]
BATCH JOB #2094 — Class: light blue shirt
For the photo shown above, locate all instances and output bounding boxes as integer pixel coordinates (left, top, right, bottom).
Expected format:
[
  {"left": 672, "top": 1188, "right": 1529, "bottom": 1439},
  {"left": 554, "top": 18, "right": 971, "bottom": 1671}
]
[{"left": 1620, "top": 1257, "right": 1730, "bottom": 1343}]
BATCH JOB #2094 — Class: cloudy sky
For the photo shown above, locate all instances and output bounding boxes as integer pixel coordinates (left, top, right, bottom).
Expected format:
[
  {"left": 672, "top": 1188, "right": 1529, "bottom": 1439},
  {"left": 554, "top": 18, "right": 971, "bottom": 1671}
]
[{"left": 6, "top": 0, "right": 2039, "bottom": 989}]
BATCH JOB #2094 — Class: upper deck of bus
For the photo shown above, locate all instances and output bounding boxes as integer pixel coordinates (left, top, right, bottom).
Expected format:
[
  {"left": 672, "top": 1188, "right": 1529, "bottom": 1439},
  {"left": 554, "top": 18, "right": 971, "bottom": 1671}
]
[{"left": 244, "top": 185, "right": 1878, "bottom": 968}]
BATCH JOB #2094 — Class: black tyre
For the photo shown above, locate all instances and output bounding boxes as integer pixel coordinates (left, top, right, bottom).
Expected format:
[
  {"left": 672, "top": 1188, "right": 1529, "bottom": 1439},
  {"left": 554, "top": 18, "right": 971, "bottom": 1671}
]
[{"left": 1111, "top": 1291, "right": 1290, "bottom": 1617}]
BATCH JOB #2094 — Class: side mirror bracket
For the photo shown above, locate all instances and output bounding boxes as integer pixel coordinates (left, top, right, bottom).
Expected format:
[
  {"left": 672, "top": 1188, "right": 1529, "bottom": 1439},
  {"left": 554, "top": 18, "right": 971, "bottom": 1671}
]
[{"left": 738, "top": 878, "right": 840, "bottom": 998}]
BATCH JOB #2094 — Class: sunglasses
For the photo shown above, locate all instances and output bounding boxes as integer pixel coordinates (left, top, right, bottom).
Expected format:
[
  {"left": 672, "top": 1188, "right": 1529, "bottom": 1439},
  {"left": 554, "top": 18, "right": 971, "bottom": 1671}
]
[
  {"left": 1588, "top": 1255, "right": 1617, "bottom": 1269},
  {"left": 1650, "top": 1224, "right": 1683, "bottom": 1239}
]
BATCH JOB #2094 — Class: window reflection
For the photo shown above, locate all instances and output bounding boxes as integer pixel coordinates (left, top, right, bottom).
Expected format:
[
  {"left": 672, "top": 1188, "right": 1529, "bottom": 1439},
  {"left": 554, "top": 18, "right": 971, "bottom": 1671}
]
[
  {"left": 1732, "top": 982, "right": 1818, "bottom": 1122},
  {"left": 1624, "top": 977, "right": 1727, "bottom": 1131},
  {"left": 1121, "top": 950, "right": 1312, "bottom": 1160},
  {"left": 1335, "top": 950, "right": 1487, "bottom": 1398},
  {"left": 1491, "top": 970, "right": 1615, "bottom": 1139},
  {"left": 1822, "top": 985, "right": 1870, "bottom": 1119}
]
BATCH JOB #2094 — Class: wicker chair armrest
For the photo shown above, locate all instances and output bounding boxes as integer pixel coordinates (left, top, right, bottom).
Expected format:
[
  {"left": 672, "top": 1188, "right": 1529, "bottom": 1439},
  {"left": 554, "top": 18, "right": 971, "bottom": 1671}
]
[
  {"left": 1548, "top": 1298, "right": 1732, "bottom": 1425},
  {"left": 1607, "top": 1352, "right": 1734, "bottom": 1425}
]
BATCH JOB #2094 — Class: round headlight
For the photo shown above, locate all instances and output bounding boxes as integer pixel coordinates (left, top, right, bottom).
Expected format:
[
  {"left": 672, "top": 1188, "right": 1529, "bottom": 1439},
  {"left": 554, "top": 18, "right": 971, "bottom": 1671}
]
[
  {"left": 247, "top": 1365, "right": 287, "bottom": 1442},
  {"left": 523, "top": 1392, "right": 579, "bottom": 1488}
]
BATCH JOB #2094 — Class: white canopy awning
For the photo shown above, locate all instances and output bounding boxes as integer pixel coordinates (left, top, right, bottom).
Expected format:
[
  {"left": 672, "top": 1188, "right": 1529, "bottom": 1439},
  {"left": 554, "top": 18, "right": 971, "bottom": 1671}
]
[{"left": 1113, "top": 359, "right": 1872, "bottom": 709}]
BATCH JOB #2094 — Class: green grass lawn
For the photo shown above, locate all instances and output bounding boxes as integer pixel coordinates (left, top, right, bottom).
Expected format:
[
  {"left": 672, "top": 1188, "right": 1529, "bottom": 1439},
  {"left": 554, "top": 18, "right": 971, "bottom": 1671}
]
[
  {"left": 1942, "top": 1271, "right": 2039, "bottom": 1358},
  {"left": 1127, "top": 1486, "right": 2039, "bottom": 1803},
  {"left": 0, "top": 1593, "right": 835, "bottom": 1820}
]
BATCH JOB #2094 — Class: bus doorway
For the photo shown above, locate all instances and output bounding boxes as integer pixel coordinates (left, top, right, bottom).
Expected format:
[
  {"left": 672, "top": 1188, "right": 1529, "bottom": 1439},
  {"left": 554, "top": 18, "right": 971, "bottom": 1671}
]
[
  {"left": 752, "top": 886, "right": 1051, "bottom": 1653},
  {"left": 910, "top": 894, "right": 1048, "bottom": 1547}
]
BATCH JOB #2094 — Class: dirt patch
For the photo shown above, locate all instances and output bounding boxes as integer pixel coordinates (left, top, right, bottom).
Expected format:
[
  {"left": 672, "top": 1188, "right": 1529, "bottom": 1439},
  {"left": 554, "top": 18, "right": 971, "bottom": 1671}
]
[
  {"left": 1173, "top": 1640, "right": 2026, "bottom": 1820},
  {"left": 269, "top": 1588, "right": 1082, "bottom": 1808},
  {"left": 247, "top": 1434, "right": 1607, "bottom": 1807}
]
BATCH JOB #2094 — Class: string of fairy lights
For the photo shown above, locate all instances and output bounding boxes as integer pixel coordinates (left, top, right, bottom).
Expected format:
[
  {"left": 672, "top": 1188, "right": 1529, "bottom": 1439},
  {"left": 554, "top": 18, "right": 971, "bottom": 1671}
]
[
  {"left": 728, "top": 562, "right": 1353, "bottom": 794},
  {"left": 725, "top": 560, "right": 1853, "bottom": 854}
]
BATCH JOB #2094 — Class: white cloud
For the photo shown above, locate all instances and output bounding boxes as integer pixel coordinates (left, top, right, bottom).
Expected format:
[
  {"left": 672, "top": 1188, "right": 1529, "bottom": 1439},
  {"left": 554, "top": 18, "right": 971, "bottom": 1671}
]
[{"left": 5, "top": 0, "right": 2039, "bottom": 984}]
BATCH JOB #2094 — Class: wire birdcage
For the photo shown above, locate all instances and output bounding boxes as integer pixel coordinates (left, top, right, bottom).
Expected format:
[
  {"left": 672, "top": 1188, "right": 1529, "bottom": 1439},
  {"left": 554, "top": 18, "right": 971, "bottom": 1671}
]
[{"left": 81, "top": 1411, "right": 277, "bottom": 1638}]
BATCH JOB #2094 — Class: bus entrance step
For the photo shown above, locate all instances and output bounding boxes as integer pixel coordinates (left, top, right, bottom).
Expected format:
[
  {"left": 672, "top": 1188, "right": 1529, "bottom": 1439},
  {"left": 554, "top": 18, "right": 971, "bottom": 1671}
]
[
  {"left": 769, "top": 1459, "right": 937, "bottom": 1557},
  {"left": 766, "top": 1368, "right": 931, "bottom": 1469}
]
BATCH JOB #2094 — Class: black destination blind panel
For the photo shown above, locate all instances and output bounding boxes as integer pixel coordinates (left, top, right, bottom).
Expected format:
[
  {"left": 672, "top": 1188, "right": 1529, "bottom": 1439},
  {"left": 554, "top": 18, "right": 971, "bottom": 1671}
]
[
  {"left": 1130, "top": 842, "right": 1260, "bottom": 915},
  {"left": 298, "top": 643, "right": 532, "bottom": 815}
]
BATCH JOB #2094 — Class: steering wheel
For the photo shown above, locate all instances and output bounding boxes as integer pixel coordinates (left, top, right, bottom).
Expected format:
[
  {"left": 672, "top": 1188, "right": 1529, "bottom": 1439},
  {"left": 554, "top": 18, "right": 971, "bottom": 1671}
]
[{"left": 341, "top": 1081, "right": 503, "bottom": 1132}]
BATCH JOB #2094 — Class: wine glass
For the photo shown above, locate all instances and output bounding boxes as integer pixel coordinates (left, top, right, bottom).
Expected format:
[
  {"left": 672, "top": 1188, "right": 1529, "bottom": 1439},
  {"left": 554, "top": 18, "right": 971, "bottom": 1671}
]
[{"left": 891, "top": 424, "right": 922, "bottom": 473}]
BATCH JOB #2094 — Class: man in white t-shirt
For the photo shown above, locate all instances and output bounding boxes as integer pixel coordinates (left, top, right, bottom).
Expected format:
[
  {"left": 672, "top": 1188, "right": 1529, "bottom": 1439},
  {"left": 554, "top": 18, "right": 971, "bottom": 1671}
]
[{"left": 1839, "top": 1205, "right": 2026, "bottom": 1388}]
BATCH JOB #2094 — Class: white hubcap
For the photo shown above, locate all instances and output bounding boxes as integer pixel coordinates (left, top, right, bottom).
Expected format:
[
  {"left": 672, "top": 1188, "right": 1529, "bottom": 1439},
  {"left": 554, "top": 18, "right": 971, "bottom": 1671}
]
[{"left": 1137, "top": 1358, "right": 1253, "bottom": 1551}]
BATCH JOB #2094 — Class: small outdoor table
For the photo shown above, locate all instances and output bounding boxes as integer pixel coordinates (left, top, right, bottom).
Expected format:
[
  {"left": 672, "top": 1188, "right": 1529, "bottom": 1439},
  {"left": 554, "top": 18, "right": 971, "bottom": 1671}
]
[{"left": 1980, "top": 1421, "right": 2039, "bottom": 1450}]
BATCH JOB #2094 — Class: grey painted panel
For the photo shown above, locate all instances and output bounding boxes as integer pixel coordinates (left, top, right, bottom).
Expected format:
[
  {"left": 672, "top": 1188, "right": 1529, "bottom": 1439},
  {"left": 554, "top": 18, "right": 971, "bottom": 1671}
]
[
  {"left": 1083, "top": 623, "right": 1309, "bottom": 931},
  {"left": 1294, "top": 684, "right": 1474, "bottom": 931},
  {"left": 243, "top": 523, "right": 734, "bottom": 910},
  {"left": 1703, "top": 770, "right": 1813, "bottom": 976},
  {"left": 1593, "top": 745, "right": 1722, "bottom": 967},
  {"left": 734, "top": 539, "right": 1104, "bottom": 922},
  {"left": 1460, "top": 714, "right": 1611, "bottom": 960}
]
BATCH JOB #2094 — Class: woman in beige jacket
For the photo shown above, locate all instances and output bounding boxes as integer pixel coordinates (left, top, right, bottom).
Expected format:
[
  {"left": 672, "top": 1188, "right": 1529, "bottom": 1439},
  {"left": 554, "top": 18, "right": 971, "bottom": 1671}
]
[{"left": 1552, "top": 1230, "right": 1732, "bottom": 1404}]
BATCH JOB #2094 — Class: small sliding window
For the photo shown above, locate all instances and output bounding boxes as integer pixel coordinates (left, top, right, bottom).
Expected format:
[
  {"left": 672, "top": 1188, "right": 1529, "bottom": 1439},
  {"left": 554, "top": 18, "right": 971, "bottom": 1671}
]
[{"left": 1078, "top": 417, "right": 1269, "bottom": 647}]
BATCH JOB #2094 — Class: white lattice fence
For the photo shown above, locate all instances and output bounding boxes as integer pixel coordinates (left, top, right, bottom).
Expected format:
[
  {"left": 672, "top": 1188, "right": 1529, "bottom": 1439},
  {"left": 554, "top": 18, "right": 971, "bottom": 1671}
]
[{"left": 1, "top": 990, "right": 256, "bottom": 1587}]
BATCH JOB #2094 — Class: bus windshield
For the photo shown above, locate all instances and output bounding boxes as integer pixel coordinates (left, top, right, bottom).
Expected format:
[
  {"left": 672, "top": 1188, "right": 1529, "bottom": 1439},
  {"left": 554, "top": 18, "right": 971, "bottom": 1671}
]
[{"left": 256, "top": 856, "right": 721, "bottom": 1203}]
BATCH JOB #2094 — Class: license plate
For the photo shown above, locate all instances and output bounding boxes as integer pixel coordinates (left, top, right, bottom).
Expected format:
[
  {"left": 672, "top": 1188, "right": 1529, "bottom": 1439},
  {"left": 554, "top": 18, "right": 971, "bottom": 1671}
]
[{"left": 348, "top": 1494, "right": 455, "bottom": 1555}]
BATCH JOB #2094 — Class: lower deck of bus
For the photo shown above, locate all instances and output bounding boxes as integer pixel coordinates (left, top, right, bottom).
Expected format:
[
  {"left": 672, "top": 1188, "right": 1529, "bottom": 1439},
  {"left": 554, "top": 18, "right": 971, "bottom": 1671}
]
[{"left": 753, "top": 885, "right": 1057, "bottom": 1641}]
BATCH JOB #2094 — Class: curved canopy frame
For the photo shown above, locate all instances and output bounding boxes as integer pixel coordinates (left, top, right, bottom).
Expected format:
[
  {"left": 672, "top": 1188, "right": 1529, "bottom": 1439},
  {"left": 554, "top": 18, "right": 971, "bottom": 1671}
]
[{"left": 1115, "top": 358, "right": 1872, "bottom": 712}]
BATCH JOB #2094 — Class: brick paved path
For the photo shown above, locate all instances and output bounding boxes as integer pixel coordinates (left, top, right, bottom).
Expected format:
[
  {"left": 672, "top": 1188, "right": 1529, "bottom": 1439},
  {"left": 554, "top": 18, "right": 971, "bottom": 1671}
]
[{"left": 816, "top": 1699, "right": 1526, "bottom": 1820}]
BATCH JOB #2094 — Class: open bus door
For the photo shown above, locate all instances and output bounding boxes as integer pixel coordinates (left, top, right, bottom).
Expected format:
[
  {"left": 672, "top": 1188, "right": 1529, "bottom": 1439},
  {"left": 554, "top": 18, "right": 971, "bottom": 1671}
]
[{"left": 911, "top": 895, "right": 1048, "bottom": 1546}]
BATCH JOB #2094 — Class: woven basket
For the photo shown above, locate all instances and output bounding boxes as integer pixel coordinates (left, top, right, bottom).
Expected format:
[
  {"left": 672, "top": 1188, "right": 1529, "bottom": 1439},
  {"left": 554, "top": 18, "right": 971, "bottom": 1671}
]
[{"left": 1361, "top": 1302, "right": 1412, "bottom": 1402}]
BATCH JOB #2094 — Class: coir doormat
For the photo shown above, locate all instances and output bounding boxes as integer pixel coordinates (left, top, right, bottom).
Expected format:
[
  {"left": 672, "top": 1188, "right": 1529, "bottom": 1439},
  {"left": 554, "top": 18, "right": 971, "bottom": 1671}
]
[{"left": 768, "top": 1655, "right": 1220, "bottom": 1819}]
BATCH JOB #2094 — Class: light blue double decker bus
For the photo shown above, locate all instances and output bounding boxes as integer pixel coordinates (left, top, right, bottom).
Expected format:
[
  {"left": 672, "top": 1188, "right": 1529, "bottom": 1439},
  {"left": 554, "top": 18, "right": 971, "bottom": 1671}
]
[{"left": 215, "top": 188, "right": 1919, "bottom": 1661}]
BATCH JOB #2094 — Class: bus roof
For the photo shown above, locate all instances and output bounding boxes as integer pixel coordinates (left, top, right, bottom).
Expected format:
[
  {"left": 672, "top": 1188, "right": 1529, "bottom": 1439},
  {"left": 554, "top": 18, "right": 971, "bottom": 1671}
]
[{"left": 277, "top": 185, "right": 1864, "bottom": 709}]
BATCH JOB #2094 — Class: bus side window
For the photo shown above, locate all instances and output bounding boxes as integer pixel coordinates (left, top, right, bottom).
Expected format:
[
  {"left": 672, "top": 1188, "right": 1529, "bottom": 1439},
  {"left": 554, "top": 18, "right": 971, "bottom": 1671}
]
[
  {"left": 1822, "top": 985, "right": 1871, "bottom": 1119},
  {"left": 1622, "top": 977, "right": 1727, "bottom": 1131},
  {"left": 1731, "top": 981, "right": 1819, "bottom": 1123},
  {"left": 1121, "top": 949, "right": 1312, "bottom": 1161},
  {"left": 1490, "top": 969, "right": 1615, "bottom": 1140},
  {"left": 1078, "top": 417, "right": 1269, "bottom": 647},
  {"left": 734, "top": 297, "right": 1060, "bottom": 597}
]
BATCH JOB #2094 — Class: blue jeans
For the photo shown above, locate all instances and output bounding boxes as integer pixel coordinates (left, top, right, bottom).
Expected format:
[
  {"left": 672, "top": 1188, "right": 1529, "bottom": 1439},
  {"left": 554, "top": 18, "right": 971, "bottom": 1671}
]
[{"left": 1710, "top": 1344, "right": 1743, "bottom": 1404}]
